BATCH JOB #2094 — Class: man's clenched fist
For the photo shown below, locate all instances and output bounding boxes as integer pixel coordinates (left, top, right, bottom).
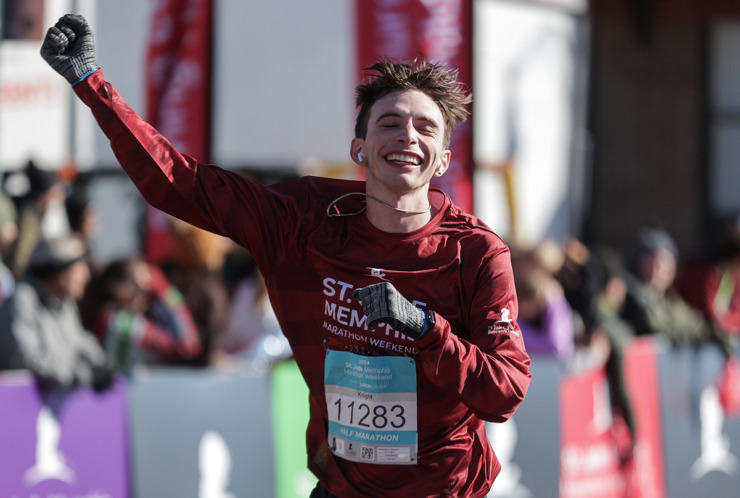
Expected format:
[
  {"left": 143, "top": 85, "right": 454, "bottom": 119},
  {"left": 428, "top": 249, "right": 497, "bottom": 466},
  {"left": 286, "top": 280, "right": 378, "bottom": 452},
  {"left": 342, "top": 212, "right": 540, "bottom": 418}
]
[
  {"left": 353, "top": 282, "right": 435, "bottom": 340},
  {"left": 40, "top": 13, "right": 98, "bottom": 85}
]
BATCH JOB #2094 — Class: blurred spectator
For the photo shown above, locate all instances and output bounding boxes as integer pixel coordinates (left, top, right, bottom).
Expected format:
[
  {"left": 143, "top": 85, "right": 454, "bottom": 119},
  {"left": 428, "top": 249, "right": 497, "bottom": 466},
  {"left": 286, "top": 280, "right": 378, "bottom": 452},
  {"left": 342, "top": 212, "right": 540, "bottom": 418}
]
[
  {"left": 621, "top": 225, "right": 733, "bottom": 358},
  {"left": 555, "top": 237, "right": 603, "bottom": 329},
  {"left": 0, "top": 192, "right": 18, "bottom": 303},
  {"left": 587, "top": 247, "right": 638, "bottom": 459},
  {"left": 0, "top": 234, "right": 113, "bottom": 391},
  {"left": 554, "top": 239, "right": 637, "bottom": 459},
  {"left": 3, "top": 160, "right": 69, "bottom": 278},
  {"left": 159, "top": 218, "right": 233, "bottom": 367},
  {"left": 512, "top": 244, "right": 575, "bottom": 360},
  {"left": 675, "top": 217, "right": 740, "bottom": 337},
  {"left": 165, "top": 267, "right": 229, "bottom": 367},
  {"left": 213, "top": 251, "right": 291, "bottom": 373},
  {"left": 65, "top": 181, "right": 101, "bottom": 245},
  {"left": 80, "top": 257, "right": 202, "bottom": 373}
]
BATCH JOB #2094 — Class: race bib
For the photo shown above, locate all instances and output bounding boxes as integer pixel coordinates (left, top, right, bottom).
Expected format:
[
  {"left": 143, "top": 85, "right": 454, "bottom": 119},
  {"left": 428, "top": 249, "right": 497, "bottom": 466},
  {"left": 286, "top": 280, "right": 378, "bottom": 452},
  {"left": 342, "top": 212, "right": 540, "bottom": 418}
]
[{"left": 324, "top": 350, "right": 418, "bottom": 465}]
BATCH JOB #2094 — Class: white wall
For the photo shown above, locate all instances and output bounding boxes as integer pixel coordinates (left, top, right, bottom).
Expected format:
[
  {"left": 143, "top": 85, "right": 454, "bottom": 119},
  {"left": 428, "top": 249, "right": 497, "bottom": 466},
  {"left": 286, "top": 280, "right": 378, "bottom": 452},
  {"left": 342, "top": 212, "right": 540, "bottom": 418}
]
[
  {"left": 473, "top": 0, "right": 585, "bottom": 245},
  {"left": 213, "top": 0, "right": 355, "bottom": 169}
]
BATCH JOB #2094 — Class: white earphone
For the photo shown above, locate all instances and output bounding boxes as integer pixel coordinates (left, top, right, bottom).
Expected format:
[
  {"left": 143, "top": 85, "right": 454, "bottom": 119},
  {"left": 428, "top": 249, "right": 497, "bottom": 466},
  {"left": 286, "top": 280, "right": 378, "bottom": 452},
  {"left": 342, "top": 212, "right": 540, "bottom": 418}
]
[{"left": 358, "top": 152, "right": 364, "bottom": 162}]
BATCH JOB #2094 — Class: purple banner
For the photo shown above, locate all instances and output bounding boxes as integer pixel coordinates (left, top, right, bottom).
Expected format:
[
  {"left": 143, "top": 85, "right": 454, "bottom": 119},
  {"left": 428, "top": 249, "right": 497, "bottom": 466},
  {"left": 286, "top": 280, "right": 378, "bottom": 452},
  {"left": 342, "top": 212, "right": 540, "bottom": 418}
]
[{"left": 0, "top": 372, "right": 129, "bottom": 498}]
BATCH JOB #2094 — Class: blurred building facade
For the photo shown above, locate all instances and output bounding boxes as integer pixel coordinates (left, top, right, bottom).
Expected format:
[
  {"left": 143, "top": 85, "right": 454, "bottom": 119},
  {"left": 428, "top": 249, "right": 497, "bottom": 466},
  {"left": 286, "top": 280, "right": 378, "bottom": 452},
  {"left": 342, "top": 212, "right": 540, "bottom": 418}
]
[{"left": 587, "top": 0, "right": 740, "bottom": 257}]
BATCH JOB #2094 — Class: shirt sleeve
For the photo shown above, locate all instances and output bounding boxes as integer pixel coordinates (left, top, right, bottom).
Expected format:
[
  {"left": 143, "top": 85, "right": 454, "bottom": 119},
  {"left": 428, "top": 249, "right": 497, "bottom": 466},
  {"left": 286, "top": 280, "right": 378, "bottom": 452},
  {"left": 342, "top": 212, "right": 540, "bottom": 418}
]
[{"left": 415, "top": 244, "right": 532, "bottom": 423}]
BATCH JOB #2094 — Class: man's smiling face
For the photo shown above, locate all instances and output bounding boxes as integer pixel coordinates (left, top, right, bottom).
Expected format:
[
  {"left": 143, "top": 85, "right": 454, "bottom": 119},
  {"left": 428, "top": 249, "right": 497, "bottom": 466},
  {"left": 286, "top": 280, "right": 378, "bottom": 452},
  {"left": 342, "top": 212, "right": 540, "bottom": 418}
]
[{"left": 354, "top": 89, "right": 451, "bottom": 198}]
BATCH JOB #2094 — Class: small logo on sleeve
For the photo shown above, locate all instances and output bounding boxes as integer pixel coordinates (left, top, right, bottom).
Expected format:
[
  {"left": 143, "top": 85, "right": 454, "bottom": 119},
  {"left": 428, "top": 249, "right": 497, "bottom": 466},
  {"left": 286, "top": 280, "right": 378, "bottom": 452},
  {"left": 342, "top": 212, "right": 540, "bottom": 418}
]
[{"left": 488, "top": 308, "right": 520, "bottom": 337}]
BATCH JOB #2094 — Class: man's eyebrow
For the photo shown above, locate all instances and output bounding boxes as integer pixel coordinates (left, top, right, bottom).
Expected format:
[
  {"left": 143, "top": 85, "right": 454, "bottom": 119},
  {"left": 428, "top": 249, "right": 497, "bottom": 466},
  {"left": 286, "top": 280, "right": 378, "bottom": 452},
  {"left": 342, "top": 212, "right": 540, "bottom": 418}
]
[
  {"left": 375, "top": 112, "right": 402, "bottom": 122},
  {"left": 375, "top": 112, "right": 440, "bottom": 127}
]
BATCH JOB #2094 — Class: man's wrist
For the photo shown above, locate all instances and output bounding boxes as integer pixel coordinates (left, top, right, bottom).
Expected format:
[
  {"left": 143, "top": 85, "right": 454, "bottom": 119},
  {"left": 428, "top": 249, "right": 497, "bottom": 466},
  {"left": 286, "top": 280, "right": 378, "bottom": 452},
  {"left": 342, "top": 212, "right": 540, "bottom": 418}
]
[
  {"left": 71, "top": 67, "right": 99, "bottom": 86},
  {"left": 420, "top": 310, "right": 436, "bottom": 338},
  {"left": 407, "top": 310, "right": 435, "bottom": 340}
]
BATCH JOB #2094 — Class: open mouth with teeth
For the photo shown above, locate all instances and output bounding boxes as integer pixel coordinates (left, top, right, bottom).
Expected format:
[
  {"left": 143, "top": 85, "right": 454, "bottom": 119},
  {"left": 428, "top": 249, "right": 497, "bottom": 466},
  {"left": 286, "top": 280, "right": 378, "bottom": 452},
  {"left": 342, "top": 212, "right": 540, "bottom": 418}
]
[{"left": 384, "top": 153, "right": 422, "bottom": 166}]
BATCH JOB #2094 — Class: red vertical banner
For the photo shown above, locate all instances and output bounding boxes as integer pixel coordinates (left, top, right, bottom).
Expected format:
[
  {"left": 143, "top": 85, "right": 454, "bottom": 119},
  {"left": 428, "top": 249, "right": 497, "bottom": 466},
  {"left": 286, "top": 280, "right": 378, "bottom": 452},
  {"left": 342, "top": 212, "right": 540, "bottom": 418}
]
[
  {"left": 559, "top": 338, "right": 666, "bottom": 498},
  {"left": 559, "top": 366, "right": 625, "bottom": 497},
  {"left": 144, "top": 0, "right": 213, "bottom": 264},
  {"left": 355, "top": 0, "right": 474, "bottom": 214},
  {"left": 619, "top": 338, "right": 667, "bottom": 498}
]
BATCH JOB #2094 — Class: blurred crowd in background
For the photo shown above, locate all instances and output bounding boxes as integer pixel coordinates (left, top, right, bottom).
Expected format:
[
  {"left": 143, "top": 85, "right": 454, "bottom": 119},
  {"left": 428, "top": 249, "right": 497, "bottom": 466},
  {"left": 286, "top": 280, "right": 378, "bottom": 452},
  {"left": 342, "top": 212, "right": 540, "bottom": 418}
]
[
  {"left": 0, "top": 160, "right": 292, "bottom": 392},
  {"left": 0, "top": 158, "right": 739, "bottom": 462}
]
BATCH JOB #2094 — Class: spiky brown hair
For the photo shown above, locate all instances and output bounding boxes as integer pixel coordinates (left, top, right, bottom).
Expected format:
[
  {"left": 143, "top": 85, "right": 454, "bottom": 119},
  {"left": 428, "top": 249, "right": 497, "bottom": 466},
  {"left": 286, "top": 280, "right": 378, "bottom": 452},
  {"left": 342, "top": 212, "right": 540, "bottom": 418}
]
[{"left": 354, "top": 58, "right": 472, "bottom": 149}]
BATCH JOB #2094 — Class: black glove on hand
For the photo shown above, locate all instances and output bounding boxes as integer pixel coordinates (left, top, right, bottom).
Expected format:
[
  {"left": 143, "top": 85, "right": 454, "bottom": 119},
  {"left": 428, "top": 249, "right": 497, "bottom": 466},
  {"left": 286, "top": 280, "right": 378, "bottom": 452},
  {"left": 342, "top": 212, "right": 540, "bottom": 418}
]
[
  {"left": 40, "top": 13, "right": 98, "bottom": 85},
  {"left": 91, "top": 364, "right": 115, "bottom": 393},
  {"left": 353, "top": 282, "right": 434, "bottom": 340}
]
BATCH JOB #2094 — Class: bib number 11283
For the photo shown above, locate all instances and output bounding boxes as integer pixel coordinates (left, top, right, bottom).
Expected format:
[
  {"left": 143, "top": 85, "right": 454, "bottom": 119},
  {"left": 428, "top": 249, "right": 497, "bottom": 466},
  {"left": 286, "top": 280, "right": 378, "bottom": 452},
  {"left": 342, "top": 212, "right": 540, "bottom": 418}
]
[{"left": 324, "top": 350, "right": 418, "bottom": 465}]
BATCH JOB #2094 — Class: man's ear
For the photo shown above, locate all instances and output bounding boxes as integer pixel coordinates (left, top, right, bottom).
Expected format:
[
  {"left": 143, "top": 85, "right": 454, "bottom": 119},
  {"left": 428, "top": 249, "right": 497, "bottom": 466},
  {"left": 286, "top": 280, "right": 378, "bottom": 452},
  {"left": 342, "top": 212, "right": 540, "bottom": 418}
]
[
  {"left": 435, "top": 150, "right": 451, "bottom": 177},
  {"left": 351, "top": 138, "right": 366, "bottom": 166}
]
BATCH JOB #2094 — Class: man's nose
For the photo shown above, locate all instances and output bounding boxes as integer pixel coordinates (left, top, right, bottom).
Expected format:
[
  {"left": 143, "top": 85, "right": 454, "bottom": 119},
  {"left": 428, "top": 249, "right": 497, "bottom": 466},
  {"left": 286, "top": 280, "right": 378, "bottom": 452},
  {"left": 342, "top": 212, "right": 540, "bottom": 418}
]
[{"left": 396, "top": 121, "right": 419, "bottom": 144}]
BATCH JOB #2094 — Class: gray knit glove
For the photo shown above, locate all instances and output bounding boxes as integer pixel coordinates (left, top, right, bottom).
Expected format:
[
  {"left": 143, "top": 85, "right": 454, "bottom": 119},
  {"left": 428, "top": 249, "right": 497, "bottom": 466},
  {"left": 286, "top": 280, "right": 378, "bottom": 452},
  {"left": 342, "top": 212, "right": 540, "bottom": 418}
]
[
  {"left": 40, "top": 13, "right": 98, "bottom": 85},
  {"left": 353, "top": 282, "right": 434, "bottom": 340}
]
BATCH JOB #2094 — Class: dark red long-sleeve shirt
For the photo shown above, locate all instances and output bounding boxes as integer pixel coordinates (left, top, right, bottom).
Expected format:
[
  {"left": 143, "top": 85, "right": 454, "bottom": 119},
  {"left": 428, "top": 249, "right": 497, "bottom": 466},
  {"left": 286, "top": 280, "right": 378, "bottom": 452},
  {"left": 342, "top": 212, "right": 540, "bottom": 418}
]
[{"left": 75, "top": 69, "right": 531, "bottom": 497}]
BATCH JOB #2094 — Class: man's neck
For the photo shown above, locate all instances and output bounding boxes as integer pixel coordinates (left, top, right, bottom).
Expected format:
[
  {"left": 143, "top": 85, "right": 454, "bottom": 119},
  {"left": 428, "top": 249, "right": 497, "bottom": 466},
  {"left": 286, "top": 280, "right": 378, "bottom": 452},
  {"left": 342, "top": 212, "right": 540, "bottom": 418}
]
[
  {"left": 366, "top": 207, "right": 432, "bottom": 233},
  {"left": 364, "top": 191, "right": 434, "bottom": 233}
]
